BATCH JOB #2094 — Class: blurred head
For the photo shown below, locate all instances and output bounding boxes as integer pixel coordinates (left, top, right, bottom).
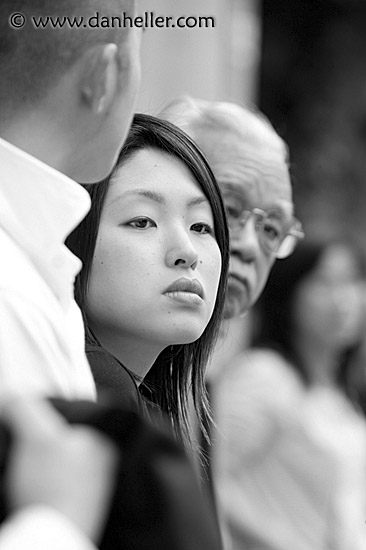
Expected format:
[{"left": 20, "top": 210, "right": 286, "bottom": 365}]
[
  {"left": 160, "top": 97, "right": 302, "bottom": 319},
  {"left": 0, "top": 0, "right": 141, "bottom": 182},
  {"left": 253, "top": 239, "right": 366, "bottom": 383},
  {"left": 67, "top": 114, "right": 229, "bottom": 442}
]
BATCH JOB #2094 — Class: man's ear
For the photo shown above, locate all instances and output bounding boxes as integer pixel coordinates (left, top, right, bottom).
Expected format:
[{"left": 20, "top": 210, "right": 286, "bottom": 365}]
[{"left": 80, "top": 43, "right": 119, "bottom": 115}]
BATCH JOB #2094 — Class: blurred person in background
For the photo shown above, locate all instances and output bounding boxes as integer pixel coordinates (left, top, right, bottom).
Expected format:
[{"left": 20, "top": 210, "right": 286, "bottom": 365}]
[
  {"left": 344, "top": 283, "right": 366, "bottom": 416},
  {"left": 215, "top": 238, "right": 366, "bottom": 550}
]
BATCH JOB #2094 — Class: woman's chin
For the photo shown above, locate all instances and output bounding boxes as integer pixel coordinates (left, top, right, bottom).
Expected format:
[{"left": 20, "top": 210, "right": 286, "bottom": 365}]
[{"left": 167, "top": 326, "right": 207, "bottom": 346}]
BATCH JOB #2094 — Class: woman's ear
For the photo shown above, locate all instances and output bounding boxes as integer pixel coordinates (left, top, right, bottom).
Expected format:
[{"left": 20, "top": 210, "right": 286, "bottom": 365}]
[{"left": 80, "top": 43, "right": 119, "bottom": 115}]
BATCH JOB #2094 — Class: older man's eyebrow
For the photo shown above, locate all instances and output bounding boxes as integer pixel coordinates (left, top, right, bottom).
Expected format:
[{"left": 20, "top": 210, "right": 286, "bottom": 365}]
[
  {"left": 272, "top": 201, "right": 294, "bottom": 218},
  {"left": 220, "top": 182, "right": 242, "bottom": 194}
]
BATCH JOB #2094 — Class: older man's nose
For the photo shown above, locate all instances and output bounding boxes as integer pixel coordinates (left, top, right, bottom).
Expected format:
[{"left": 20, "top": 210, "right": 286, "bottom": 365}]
[{"left": 230, "top": 217, "right": 261, "bottom": 263}]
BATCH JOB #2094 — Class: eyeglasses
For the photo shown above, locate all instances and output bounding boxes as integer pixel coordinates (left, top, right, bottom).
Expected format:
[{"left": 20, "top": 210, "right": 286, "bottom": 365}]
[{"left": 225, "top": 205, "right": 304, "bottom": 259}]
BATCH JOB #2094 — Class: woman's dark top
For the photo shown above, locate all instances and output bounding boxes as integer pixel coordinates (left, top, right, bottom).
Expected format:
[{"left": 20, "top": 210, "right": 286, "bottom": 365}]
[{"left": 86, "top": 343, "right": 144, "bottom": 414}]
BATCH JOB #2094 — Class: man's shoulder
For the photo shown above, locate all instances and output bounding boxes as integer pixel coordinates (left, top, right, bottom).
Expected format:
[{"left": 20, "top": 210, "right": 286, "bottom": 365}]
[
  {"left": 0, "top": 228, "right": 54, "bottom": 304},
  {"left": 0, "top": 226, "right": 34, "bottom": 273}
]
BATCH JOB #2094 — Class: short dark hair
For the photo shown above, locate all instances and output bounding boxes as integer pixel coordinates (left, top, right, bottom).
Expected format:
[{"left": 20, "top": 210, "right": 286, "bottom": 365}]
[
  {"left": 0, "top": 0, "right": 134, "bottom": 114},
  {"left": 67, "top": 114, "right": 230, "bottom": 448}
]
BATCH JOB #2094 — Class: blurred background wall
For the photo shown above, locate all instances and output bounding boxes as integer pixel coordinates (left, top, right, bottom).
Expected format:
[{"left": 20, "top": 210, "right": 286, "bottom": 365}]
[
  {"left": 260, "top": 0, "right": 366, "bottom": 250},
  {"left": 136, "top": 0, "right": 261, "bottom": 112},
  {"left": 136, "top": 0, "right": 366, "bottom": 250}
]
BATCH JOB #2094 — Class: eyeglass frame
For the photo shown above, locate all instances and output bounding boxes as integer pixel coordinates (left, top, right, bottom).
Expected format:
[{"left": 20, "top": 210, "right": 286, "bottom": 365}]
[{"left": 226, "top": 206, "right": 305, "bottom": 259}]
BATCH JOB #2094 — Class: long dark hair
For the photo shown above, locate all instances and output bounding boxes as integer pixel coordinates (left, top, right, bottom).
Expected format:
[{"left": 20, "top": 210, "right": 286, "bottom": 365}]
[
  {"left": 67, "top": 113, "right": 229, "bottom": 446},
  {"left": 252, "top": 239, "right": 365, "bottom": 407}
]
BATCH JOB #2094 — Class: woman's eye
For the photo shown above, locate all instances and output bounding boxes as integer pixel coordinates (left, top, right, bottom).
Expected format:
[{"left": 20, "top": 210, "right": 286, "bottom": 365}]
[
  {"left": 128, "top": 217, "right": 156, "bottom": 229},
  {"left": 191, "top": 222, "right": 214, "bottom": 235}
]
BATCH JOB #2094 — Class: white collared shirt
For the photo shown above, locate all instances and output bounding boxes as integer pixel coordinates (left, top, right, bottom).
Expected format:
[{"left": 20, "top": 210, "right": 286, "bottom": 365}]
[
  {"left": 0, "top": 137, "right": 96, "bottom": 400},
  {"left": 0, "top": 507, "right": 97, "bottom": 550}
]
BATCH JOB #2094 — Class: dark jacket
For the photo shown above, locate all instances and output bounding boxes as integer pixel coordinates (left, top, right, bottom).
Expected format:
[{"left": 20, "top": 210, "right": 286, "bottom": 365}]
[{"left": 86, "top": 343, "right": 143, "bottom": 413}]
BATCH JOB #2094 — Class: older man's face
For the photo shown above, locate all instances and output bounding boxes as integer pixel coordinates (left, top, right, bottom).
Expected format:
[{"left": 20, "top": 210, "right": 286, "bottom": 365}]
[{"left": 202, "top": 128, "right": 294, "bottom": 319}]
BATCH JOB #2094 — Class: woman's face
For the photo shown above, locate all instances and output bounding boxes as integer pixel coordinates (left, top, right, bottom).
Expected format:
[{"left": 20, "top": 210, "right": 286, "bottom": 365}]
[
  {"left": 292, "top": 244, "right": 365, "bottom": 349},
  {"left": 86, "top": 148, "right": 222, "bottom": 357}
]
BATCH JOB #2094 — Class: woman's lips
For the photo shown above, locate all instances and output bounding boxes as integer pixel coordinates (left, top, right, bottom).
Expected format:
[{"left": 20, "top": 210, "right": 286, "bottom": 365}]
[{"left": 163, "top": 278, "right": 205, "bottom": 306}]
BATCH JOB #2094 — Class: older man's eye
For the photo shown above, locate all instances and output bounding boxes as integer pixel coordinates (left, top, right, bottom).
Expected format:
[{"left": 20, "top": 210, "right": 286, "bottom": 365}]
[
  {"left": 263, "top": 221, "right": 282, "bottom": 241},
  {"left": 226, "top": 206, "right": 241, "bottom": 219}
]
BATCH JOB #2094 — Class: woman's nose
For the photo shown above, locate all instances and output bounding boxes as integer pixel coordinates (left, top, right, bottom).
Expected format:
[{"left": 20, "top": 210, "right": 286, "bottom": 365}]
[{"left": 165, "top": 228, "right": 199, "bottom": 270}]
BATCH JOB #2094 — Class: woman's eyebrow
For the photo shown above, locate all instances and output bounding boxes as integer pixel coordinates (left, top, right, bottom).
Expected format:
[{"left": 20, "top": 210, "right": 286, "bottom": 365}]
[
  {"left": 187, "top": 196, "right": 209, "bottom": 208},
  {"left": 107, "top": 189, "right": 165, "bottom": 207},
  {"left": 107, "top": 189, "right": 209, "bottom": 209}
]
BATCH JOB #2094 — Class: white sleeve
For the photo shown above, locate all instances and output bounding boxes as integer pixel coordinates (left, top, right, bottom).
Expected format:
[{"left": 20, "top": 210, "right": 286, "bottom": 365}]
[
  {"left": 0, "top": 507, "right": 98, "bottom": 550},
  {"left": 0, "top": 290, "right": 93, "bottom": 400}
]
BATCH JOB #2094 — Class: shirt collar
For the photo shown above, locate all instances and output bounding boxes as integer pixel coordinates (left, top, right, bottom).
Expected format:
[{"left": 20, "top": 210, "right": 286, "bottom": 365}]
[
  {"left": 0, "top": 137, "right": 91, "bottom": 306},
  {"left": 0, "top": 137, "right": 90, "bottom": 247}
]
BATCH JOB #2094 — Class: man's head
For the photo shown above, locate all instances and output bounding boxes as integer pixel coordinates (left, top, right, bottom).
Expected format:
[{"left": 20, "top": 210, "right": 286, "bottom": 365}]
[
  {"left": 160, "top": 97, "right": 302, "bottom": 319},
  {"left": 0, "top": 0, "right": 141, "bottom": 182}
]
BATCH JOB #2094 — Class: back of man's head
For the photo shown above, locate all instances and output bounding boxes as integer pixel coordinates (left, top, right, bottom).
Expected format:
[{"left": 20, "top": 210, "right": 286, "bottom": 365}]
[{"left": 0, "top": 0, "right": 134, "bottom": 120}]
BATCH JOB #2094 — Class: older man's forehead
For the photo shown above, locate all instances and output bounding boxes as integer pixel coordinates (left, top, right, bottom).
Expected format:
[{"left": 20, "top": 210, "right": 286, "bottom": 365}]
[
  {"left": 210, "top": 145, "right": 291, "bottom": 187},
  {"left": 199, "top": 117, "right": 285, "bottom": 151},
  {"left": 195, "top": 120, "right": 293, "bottom": 202},
  {"left": 222, "top": 181, "right": 294, "bottom": 215},
  {"left": 200, "top": 122, "right": 286, "bottom": 165},
  {"left": 213, "top": 151, "right": 294, "bottom": 217}
]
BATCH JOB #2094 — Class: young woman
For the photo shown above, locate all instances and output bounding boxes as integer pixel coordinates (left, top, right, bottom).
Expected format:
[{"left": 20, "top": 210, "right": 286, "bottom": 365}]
[
  {"left": 67, "top": 114, "right": 229, "bottom": 449},
  {"left": 214, "top": 238, "right": 366, "bottom": 550}
]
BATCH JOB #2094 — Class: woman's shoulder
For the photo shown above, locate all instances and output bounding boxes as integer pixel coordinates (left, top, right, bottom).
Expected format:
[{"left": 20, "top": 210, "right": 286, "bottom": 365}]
[{"left": 86, "top": 343, "right": 142, "bottom": 413}]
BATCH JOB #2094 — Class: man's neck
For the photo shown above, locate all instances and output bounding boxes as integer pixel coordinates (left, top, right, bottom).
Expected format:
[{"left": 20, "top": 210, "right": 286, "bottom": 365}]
[{"left": 1, "top": 113, "right": 66, "bottom": 175}]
